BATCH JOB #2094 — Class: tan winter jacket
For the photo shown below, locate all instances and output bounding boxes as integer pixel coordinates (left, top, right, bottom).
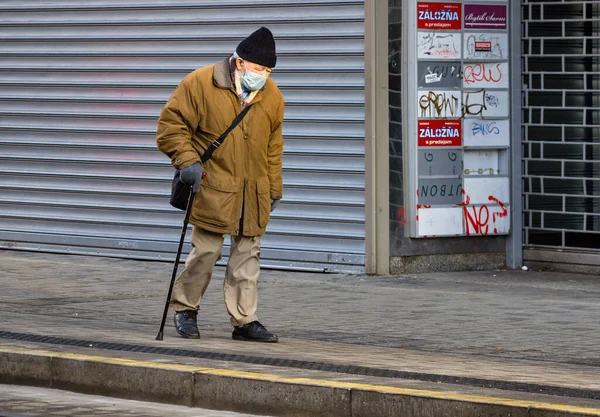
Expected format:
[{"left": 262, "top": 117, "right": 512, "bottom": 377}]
[{"left": 156, "top": 58, "right": 284, "bottom": 236}]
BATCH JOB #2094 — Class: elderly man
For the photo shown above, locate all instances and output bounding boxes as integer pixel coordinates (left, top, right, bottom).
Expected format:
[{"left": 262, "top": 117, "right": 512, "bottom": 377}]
[{"left": 156, "top": 27, "right": 284, "bottom": 342}]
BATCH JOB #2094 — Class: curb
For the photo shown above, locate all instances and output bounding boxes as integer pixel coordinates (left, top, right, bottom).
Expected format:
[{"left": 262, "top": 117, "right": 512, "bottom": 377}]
[{"left": 1, "top": 346, "right": 599, "bottom": 417}]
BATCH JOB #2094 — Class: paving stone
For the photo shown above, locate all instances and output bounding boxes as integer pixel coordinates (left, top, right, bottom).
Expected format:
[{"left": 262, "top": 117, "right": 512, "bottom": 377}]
[{"left": 0, "top": 249, "right": 599, "bottom": 397}]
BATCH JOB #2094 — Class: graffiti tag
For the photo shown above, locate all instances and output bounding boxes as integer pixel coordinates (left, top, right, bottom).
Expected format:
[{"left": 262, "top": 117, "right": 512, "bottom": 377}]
[
  {"left": 464, "top": 33, "right": 508, "bottom": 60},
  {"left": 419, "top": 90, "right": 462, "bottom": 118},
  {"left": 462, "top": 89, "right": 509, "bottom": 118},
  {"left": 417, "top": 32, "right": 462, "bottom": 59}
]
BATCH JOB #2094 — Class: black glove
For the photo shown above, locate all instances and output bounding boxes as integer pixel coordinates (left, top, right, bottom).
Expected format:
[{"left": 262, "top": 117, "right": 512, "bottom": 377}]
[
  {"left": 271, "top": 199, "right": 281, "bottom": 212},
  {"left": 179, "top": 162, "right": 203, "bottom": 194}
]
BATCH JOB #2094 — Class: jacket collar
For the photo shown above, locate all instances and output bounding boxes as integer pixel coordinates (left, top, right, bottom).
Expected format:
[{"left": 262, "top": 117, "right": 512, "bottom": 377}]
[
  {"left": 213, "top": 57, "right": 262, "bottom": 105},
  {"left": 213, "top": 58, "right": 232, "bottom": 90}
]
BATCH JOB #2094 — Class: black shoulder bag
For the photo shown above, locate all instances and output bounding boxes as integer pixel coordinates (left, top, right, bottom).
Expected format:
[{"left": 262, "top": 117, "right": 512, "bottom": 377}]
[{"left": 170, "top": 104, "right": 253, "bottom": 210}]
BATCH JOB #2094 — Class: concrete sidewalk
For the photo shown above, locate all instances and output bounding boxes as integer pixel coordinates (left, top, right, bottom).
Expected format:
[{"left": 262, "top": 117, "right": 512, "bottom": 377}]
[{"left": 0, "top": 249, "right": 599, "bottom": 416}]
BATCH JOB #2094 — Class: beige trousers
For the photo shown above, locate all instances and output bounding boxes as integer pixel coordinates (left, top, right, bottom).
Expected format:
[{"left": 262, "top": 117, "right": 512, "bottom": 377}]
[{"left": 169, "top": 226, "right": 260, "bottom": 326}]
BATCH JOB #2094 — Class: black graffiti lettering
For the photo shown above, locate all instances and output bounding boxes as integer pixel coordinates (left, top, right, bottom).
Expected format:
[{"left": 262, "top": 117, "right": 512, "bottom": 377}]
[
  {"left": 420, "top": 91, "right": 460, "bottom": 118},
  {"left": 462, "top": 89, "right": 487, "bottom": 118}
]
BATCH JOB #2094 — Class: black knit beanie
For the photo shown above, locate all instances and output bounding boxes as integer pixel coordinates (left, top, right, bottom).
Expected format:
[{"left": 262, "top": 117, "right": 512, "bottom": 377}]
[{"left": 236, "top": 27, "right": 277, "bottom": 68}]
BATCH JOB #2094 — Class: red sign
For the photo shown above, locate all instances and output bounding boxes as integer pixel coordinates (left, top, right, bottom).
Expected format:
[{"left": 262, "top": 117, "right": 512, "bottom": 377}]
[
  {"left": 417, "top": 3, "right": 462, "bottom": 30},
  {"left": 475, "top": 41, "right": 492, "bottom": 51},
  {"left": 464, "top": 4, "right": 508, "bottom": 30},
  {"left": 418, "top": 120, "right": 462, "bottom": 147}
]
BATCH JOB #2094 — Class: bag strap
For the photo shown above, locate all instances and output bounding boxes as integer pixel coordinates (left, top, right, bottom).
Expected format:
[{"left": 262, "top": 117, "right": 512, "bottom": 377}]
[{"left": 200, "top": 103, "right": 253, "bottom": 163}]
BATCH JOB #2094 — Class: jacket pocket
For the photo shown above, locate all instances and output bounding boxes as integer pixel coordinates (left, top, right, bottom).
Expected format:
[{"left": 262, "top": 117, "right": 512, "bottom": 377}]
[
  {"left": 257, "top": 177, "right": 271, "bottom": 228},
  {"left": 196, "top": 175, "right": 240, "bottom": 227}
]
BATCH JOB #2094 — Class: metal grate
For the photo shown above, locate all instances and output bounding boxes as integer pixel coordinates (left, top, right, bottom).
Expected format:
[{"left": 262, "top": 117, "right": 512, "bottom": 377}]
[
  {"left": 0, "top": 330, "right": 598, "bottom": 399},
  {"left": 522, "top": 0, "right": 600, "bottom": 253}
]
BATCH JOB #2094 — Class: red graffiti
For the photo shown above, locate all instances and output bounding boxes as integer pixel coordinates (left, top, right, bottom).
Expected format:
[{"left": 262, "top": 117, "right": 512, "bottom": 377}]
[
  {"left": 414, "top": 188, "right": 507, "bottom": 236},
  {"left": 456, "top": 189, "right": 471, "bottom": 207},
  {"left": 397, "top": 207, "right": 408, "bottom": 225},
  {"left": 463, "top": 63, "right": 503, "bottom": 85},
  {"left": 457, "top": 192, "right": 509, "bottom": 236},
  {"left": 464, "top": 204, "right": 490, "bottom": 236},
  {"left": 415, "top": 203, "right": 432, "bottom": 221},
  {"left": 488, "top": 195, "right": 508, "bottom": 222}
]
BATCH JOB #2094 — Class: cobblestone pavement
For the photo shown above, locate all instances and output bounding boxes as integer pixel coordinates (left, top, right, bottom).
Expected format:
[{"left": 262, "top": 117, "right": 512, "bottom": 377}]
[
  {"left": 1, "top": 250, "right": 598, "bottom": 367},
  {"left": 0, "top": 384, "right": 269, "bottom": 417}
]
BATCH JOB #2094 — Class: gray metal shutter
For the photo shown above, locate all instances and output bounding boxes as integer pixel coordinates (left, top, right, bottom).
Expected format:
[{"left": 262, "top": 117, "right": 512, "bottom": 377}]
[{"left": 0, "top": 0, "right": 365, "bottom": 273}]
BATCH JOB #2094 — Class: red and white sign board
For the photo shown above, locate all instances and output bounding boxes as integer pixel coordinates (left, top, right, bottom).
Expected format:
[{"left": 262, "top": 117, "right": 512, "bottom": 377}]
[
  {"left": 475, "top": 42, "right": 492, "bottom": 51},
  {"left": 417, "top": 3, "right": 462, "bottom": 30},
  {"left": 418, "top": 120, "right": 462, "bottom": 147}
]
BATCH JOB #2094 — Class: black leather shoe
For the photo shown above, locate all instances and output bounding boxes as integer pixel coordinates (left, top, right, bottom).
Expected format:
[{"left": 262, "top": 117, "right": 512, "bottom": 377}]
[
  {"left": 232, "top": 321, "right": 278, "bottom": 343},
  {"left": 174, "top": 310, "right": 200, "bottom": 339}
]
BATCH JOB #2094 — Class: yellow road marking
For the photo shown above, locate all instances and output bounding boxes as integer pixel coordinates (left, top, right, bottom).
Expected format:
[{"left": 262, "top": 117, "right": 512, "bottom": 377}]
[{"left": 1, "top": 345, "right": 598, "bottom": 415}]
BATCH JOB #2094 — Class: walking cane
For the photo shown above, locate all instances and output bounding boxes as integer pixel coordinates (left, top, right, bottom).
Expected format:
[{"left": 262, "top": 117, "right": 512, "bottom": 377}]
[{"left": 156, "top": 186, "right": 195, "bottom": 341}]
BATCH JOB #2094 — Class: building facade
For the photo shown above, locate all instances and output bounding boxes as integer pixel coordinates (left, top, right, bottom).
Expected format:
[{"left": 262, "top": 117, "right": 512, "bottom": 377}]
[{"left": 0, "top": 0, "right": 597, "bottom": 274}]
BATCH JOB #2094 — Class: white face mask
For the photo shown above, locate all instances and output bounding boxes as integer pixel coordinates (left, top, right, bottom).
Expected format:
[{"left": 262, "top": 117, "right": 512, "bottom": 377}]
[{"left": 240, "top": 63, "right": 268, "bottom": 91}]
